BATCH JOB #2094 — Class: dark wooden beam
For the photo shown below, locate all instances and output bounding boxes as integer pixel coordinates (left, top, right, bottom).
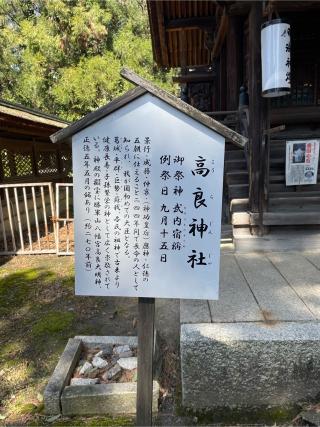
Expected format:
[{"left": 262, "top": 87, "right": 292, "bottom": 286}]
[
  {"left": 214, "top": 57, "right": 221, "bottom": 111},
  {"left": 266, "top": 1, "right": 320, "bottom": 13},
  {"left": 228, "top": 2, "right": 251, "bottom": 16},
  {"left": 172, "top": 73, "right": 215, "bottom": 83},
  {"left": 0, "top": 137, "right": 53, "bottom": 149},
  {"left": 155, "top": 1, "right": 169, "bottom": 67},
  {"left": 179, "top": 31, "right": 187, "bottom": 69},
  {"left": 219, "top": 44, "right": 227, "bottom": 111},
  {"left": 0, "top": 148, "right": 4, "bottom": 181},
  {"left": 0, "top": 125, "right": 56, "bottom": 138},
  {"left": 147, "top": 0, "right": 163, "bottom": 67},
  {"left": 165, "top": 16, "right": 215, "bottom": 32},
  {"left": 212, "top": 11, "right": 229, "bottom": 58},
  {"left": 263, "top": 125, "right": 285, "bottom": 136},
  {"left": 271, "top": 106, "right": 320, "bottom": 125},
  {"left": 226, "top": 16, "right": 242, "bottom": 110},
  {"left": 0, "top": 134, "right": 49, "bottom": 144},
  {"left": 248, "top": 2, "right": 264, "bottom": 217},
  {"left": 253, "top": 212, "right": 320, "bottom": 226}
]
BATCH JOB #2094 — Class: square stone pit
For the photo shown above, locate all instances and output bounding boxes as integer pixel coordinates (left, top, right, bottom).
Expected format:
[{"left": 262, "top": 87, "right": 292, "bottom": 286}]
[{"left": 44, "top": 335, "right": 159, "bottom": 416}]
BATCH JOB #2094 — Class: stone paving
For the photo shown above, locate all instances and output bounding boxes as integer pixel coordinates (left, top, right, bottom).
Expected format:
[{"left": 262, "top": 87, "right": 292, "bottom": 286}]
[
  {"left": 180, "top": 249, "right": 320, "bottom": 410},
  {"left": 181, "top": 249, "right": 320, "bottom": 324}
]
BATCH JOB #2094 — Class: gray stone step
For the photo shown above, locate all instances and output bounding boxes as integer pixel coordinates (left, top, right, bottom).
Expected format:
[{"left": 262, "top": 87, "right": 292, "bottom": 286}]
[
  {"left": 234, "top": 227, "right": 320, "bottom": 252},
  {"left": 181, "top": 321, "right": 320, "bottom": 409},
  {"left": 180, "top": 251, "right": 320, "bottom": 410}
]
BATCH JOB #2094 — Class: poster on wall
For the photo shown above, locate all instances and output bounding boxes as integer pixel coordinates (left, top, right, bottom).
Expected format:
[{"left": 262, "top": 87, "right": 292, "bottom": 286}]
[{"left": 286, "top": 140, "right": 319, "bottom": 186}]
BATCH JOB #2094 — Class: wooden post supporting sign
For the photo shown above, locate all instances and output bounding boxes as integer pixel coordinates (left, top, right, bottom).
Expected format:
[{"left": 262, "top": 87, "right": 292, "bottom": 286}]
[{"left": 136, "top": 297, "right": 155, "bottom": 426}]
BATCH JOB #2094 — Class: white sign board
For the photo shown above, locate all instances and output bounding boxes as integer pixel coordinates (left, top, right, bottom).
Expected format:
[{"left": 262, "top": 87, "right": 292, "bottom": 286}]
[
  {"left": 286, "top": 140, "right": 319, "bottom": 186},
  {"left": 72, "top": 93, "right": 224, "bottom": 300}
]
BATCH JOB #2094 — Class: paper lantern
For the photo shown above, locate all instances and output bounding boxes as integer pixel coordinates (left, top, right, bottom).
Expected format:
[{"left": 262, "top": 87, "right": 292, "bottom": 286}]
[{"left": 261, "top": 19, "right": 291, "bottom": 97}]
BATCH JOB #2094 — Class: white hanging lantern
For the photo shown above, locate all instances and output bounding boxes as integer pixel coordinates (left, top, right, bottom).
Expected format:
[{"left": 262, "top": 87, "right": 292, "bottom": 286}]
[{"left": 261, "top": 19, "right": 291, "bottom": 97}]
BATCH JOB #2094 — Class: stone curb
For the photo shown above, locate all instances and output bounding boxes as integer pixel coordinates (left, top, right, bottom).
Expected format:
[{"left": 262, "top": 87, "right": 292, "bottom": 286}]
[
  {"left": 61, "top": 381, "right": 159, "bottom": 416},
  {"left": 44, "top": 338, "right": 82, "bottom": 415},
  {"left": 44, "top": 336, "right": 160, "bottom": 416},
  {"left": 74, "top": 335, "right": 138, "bottom": 347}
]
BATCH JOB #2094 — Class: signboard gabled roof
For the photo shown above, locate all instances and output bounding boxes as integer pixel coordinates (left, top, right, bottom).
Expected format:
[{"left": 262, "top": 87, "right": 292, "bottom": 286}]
[{"left": 50, "top": 68, "right": 247, "bottom": 148}]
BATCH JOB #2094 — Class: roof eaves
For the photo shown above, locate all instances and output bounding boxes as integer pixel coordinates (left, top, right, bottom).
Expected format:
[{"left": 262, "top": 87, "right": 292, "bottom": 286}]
[
  {"left": 120, "top": 68, "right": 248, "bottom": 149},
  {"left": 0, "top": 99, "right": 69, "bottom": 127}
]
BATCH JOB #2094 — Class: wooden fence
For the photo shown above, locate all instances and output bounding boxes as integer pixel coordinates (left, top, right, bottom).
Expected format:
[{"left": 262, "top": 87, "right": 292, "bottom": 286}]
[
  {"left": 55, "top": 183, "right": 74, "bottom": 255},
  {"left": 0, "top": 182, "right": 74, "bottom": 255}
]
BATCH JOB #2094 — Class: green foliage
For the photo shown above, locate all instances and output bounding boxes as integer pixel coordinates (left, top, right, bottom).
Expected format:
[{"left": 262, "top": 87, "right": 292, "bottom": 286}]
[
  {"left": 15, "top": 402, "right": 39, "bottom": 415},
  {"left": 0, "top": 0, "right": 175, "bottom": 120},
  {"left": 31, "top": 311, "right": 75, "bottom": 337}
]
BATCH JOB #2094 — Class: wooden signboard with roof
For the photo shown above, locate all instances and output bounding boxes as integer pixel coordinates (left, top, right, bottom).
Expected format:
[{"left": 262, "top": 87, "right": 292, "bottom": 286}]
[{"left": 51, "top": 69, "right": 246, "bottom": 425}]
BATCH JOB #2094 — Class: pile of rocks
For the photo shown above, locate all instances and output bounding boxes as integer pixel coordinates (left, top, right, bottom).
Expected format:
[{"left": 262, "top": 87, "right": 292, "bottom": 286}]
[{"left": 70, "top": 344, "right": 137, "bottom": 386}]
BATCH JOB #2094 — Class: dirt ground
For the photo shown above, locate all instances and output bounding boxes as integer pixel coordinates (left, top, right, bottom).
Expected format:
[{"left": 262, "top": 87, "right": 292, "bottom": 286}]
[
  {"left": 0, "top": 254, "right": 184, "bottom": 426},
  {"left": 0, "top": 254, "right": 311, "bottom": 427}
]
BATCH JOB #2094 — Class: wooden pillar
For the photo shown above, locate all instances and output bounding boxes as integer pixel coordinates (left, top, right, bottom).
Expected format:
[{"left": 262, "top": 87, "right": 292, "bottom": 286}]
[
  {"left": 219, "top": 45, "right": 227, "bottom": 111},
  {"left": 214, "top": 57, "right": 221, "bottom": 111},
  {"left": 0, "top": 142, "right": 4, "bottom": 182},
  {"left": 56, "top": 143, "right": 64, "bottom": 179},
  {"left": 32, "top": 140, "right": 39, "bottom": 178},
  {"left": 136, "top": 297, "right": 155, "bottom": 426},
  {"left": 248, "top": 2, "right": 264, "bottom": 218},
  {"left": 226, "top": 17, "right": 242, "bottom": 110}
]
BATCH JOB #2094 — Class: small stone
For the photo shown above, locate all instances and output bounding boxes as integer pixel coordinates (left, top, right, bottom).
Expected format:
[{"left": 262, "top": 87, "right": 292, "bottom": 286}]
[
  {"left": 113, "top": 345, "right": 130, "bottom": 355},
  {"left": 107, "top": 357, "right": 119, "bottom": 368},
  {"left": 96, "top": 348, "right": 111, "bottom": 358},
  {"left": 118, "top": 357, "right": 137, "bottom": 370},
  {"left": 92, "top": 356, "right": 108, "bottom": 369},
  {"left": 87, "top": 347, "right": 100, "bottom": 355},
  {"left": 86, "top": 367, "right": 100, "bottom": 379},
  {"left": 70, "top": 378, "right": 99, "bottom": 386},
  {"left": 79, "top": 361, "right": 92, "bottom": 376},
  {"left": 102, "top": 363, "right": 121, "bottom": 381},
  {"left": 115, "top": 350, "right": 132, "bottom": 358},
  {"left": 102, "top": 343, "right": 114, "bottom": 354}
]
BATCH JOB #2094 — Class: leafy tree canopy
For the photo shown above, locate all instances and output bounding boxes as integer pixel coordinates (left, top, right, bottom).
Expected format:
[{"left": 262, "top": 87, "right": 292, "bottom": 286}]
[{"left": 0, "top": 0, "right": 175, "bottom": 120}]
